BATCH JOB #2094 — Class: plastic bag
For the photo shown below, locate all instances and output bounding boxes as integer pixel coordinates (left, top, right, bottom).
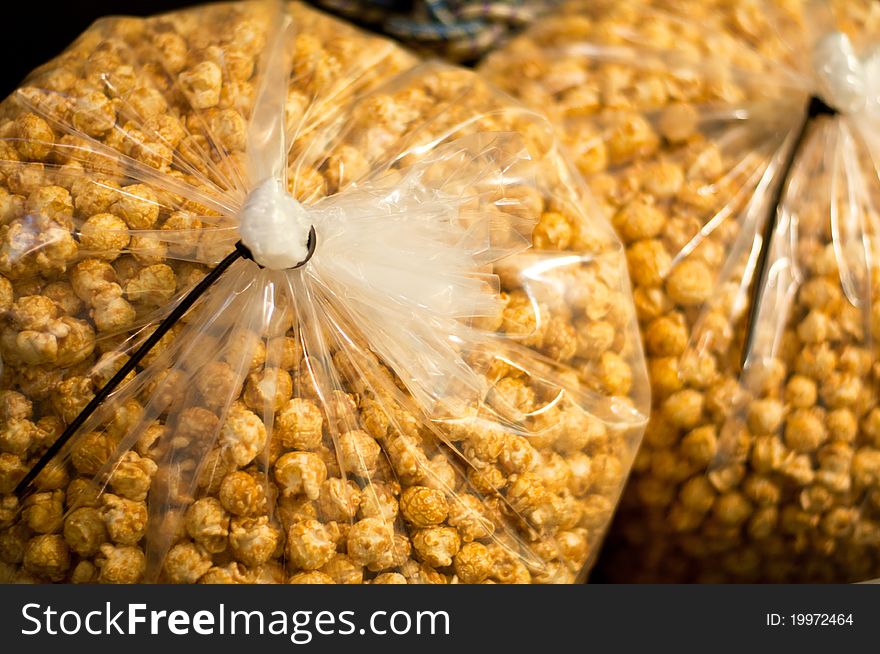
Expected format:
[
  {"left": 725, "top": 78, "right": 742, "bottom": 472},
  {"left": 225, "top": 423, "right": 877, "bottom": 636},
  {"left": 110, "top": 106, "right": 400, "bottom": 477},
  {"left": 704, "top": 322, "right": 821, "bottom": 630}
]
[
  {"left": 0, "top": 0, "right": 648, "bottom": 584},
  {"left": 482, "top": 0, "right": 880, "bottom": 582}
]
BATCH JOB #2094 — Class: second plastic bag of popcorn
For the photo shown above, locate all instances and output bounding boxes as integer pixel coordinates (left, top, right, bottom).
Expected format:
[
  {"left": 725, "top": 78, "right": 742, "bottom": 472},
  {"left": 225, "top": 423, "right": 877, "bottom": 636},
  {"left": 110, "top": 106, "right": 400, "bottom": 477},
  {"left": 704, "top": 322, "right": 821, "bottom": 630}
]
[
  {"left": 0, "top": 0, "right": 648, "bottom": 583},
  {"left": 482, "top": 0, "right": 880, "bottom": 582}
]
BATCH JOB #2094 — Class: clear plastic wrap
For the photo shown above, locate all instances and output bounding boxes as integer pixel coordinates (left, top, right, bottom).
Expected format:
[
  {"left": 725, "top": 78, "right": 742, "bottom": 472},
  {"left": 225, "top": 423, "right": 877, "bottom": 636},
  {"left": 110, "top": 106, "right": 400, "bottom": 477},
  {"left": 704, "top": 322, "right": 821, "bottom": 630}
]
[
  {"left": 0, "top": 0, "right": 648, "bottom": 584},
  {"left": 482, "top": 0, "right": 880, "bottom": 582}
]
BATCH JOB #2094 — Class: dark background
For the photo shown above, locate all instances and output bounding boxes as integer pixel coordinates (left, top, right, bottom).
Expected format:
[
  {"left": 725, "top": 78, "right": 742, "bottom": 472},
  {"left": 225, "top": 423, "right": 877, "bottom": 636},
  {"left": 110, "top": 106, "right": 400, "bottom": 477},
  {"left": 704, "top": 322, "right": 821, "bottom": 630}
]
[
  {"left": 0, "top": 1, "right": 228, "bottom": 97},
  {"left": 1, "top": 584, "right": 876, "bottom": 653}
]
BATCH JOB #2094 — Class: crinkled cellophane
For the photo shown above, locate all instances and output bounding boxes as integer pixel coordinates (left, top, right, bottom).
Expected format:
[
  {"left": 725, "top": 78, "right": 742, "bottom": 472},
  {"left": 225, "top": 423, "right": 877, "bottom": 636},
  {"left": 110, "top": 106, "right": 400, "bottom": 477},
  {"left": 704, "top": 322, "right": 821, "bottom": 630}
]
[
  {"left": 482, "top": 0, "right": 880, "bottom": 582},
  {"left": 0, "top": 1, "right": 648, "bottom": 584}
]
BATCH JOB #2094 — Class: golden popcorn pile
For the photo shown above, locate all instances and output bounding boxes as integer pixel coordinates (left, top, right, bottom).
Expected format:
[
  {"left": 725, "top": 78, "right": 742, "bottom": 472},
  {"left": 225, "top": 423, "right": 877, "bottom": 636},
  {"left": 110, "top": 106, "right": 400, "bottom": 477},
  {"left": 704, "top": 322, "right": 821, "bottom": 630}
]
[
  {"left": 482, "top": 0, "right": 880, "bottom": 581},
  {"left": 0, "top": 0, "right": 647, "bottom": 584}
]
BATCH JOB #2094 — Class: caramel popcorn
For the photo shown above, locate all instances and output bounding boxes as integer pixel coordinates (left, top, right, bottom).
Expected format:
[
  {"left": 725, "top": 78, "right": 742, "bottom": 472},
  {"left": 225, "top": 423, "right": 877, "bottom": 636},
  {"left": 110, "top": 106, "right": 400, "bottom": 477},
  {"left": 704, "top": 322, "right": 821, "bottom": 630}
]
[
  {"left": 371, "top": 572, "right": 406, "bottom": 584},
  {"left": 112, "top": 184, "right": 160, "bottom": 230},
  {"left": 412, "top": 526, "right": 461, "bottom": 568},
  {"left": 218, "top": 471, "right": 266, "bottom": 517},
  {"left": 400, "top": 486, "right": 448, "bottom": 528},
  {"left": 78, "top": 214, "right": 130, "bottom": 259},
  {"left": 336, "top": 430, "right": 381, "bottom": 478},
  {"left": 184, "top": 497, "right": 230, "bottom": 553},
  {"left": 243, "top": 368, "right": 292, "bottom": 412},
  {"left": 320, "top": 554, "right": 364, "bottom": 584},
  {"left": 23, "top": 491, "right": 64, "bottom": 534},
  {"left": 1, "top": 0, "right": 647, "bottom": 585},
  {"left": 200, "top": 563, "right": 250, "bottom": 584},
  {"left": 179, "top": 62, "right": 222, "bottom": 110},
  {"left": 220, "top": 404, "right": 268, "bottom": 467},
  {"left": 276, "top": 398, "right": 323, "bottom": 450},
  {"left": 357, "top": 482, "right": 399, "bottom": 522},
  {"left": 274, "top": 451, "right": 327, "bottom": 500},
  {"left": 23, "top": 534, "right": 70, "bottom": 581},
  {"left": 63, "top": 507, "right": 108, "bottom": 557},
  {"left": 483, "top": 0, "right": 880, "bottom": 581},
  {"left": 446, "top": 494, "right": 494, "bottom": 542},
  {"left": 316, "top": 478, "right": 360, "bottom": 524},
  {"left": 453, "top": 541, "right": 492, "bottom": 583},
  {"left": 108, "top": 451, "right": 157, "bottom": 501},
  {"left": 229, "top": 516, "right": 282, "bottom": 567},
  {"left": 289, "top": 570, "right": 334, "bottom": 584},
  {"left": 287, "top": 519, "right": 337, "bottom": 570},
  {"left": 347, "top": 518, "right": 394, "bottom": 565},
  {"left": 163, "top": 541, "right": 213, "bottom": 583},
  {"left": 102, "top": 494, "right": 148, "bottom": 546}
]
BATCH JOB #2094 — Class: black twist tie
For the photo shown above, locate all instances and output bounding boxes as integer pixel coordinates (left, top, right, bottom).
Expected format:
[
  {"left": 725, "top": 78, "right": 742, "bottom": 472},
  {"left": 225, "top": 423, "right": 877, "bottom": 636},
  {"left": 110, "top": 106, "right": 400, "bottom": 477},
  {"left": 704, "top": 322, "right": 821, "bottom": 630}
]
[
  {"left": 741, "top": 95, "right": 840, "bottom": 369},
  {"left": 235, "top": 240, "right": 258, "bottom": 263},
  {"left": 234, "top": 226, "right": 317, "bottom": 269},
  {"left": 14, "top": 245, "right": 246, "bottom": 495}
]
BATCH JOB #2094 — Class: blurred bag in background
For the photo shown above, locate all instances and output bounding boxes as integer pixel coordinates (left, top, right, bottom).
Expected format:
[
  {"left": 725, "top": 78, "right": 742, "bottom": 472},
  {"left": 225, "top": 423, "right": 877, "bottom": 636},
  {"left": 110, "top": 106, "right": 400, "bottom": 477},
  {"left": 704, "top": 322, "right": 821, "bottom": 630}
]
[{"left": 482, "top": 0, "right": 880, "bottom": 582}]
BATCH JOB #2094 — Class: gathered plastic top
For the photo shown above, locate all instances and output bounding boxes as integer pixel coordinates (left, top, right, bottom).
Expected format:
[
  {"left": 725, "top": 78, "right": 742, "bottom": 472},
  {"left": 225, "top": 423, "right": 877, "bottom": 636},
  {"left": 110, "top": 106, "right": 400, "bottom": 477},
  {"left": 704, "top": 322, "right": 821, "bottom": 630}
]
[{"left": 0, "top": 1, "right": 647, "bottom": 584}]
